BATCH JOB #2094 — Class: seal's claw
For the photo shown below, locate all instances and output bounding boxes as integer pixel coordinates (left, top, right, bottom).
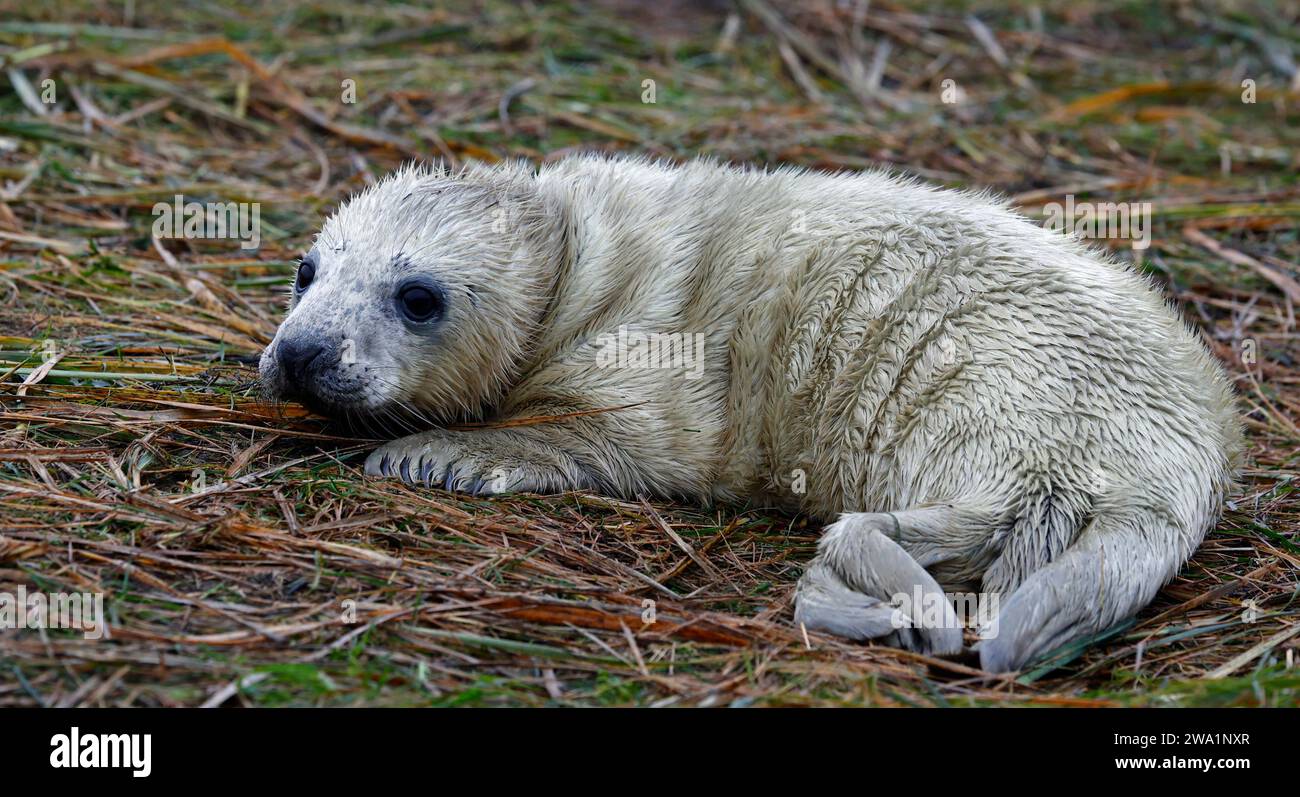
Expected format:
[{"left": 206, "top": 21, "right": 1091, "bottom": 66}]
[
  {"left": 419, "top": 458, "right": 438, "bottom": 486},
  {"left": 363, "top": 450, "right": 389, "bottom": 478}
]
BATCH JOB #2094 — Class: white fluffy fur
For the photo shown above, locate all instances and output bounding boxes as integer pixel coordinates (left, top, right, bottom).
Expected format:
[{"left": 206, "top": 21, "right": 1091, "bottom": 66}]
[{"left": 261, "top": 154, "right": 1242, "bottom": 672}]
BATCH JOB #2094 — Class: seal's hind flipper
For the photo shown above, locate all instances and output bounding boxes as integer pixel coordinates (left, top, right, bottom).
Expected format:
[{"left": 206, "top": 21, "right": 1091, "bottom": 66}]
[
  {"left": 795, "top": 511, "right": 964, "bottom": 656},
  {"left": 977, "top": 512, "right": 1183, "bottom": 672},
  {"left": 794, "top": 560, "right": 900, "bottom": 641}
]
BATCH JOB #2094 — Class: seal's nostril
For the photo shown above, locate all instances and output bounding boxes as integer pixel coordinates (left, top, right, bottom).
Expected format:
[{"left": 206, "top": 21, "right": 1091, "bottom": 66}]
[{"left": 277, "top": 337, "right": 328, "bottom": 387}]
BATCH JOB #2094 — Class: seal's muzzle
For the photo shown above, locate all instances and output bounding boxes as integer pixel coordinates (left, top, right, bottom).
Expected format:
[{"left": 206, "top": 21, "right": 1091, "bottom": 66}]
[{"left": 276, "top": 335, "right": 335, "bottom": 400}]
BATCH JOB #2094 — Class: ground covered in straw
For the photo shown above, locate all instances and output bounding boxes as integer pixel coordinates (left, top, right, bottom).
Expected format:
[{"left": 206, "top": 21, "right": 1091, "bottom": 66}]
[{"left": 1, "top": 1, "right": 1298, "bottom": 706}]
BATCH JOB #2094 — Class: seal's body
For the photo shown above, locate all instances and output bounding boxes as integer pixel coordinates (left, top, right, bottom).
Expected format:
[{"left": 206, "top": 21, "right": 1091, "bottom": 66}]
[{"left": 260, "top": 156, "right": 1241, "bottom": 671}]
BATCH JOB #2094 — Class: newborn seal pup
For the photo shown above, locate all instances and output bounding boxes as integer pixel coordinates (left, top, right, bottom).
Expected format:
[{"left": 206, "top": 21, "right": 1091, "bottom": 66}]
[{"left": 259, "top": 156, "right": 1241, "bottom": 672}]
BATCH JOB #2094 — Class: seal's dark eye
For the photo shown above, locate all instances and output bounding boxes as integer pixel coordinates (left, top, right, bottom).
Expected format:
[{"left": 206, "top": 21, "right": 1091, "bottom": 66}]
[
  {"left": 398, "top": 284, "right": 443, "bottom": 323},
  {"left": 295, "top": 259, "right": 315, "bottom": 293}
]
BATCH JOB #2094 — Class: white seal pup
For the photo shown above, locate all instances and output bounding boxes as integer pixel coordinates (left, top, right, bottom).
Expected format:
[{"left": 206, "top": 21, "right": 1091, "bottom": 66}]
[{"left": 259, "top": 155, "right": 1241, "bottom": 672}]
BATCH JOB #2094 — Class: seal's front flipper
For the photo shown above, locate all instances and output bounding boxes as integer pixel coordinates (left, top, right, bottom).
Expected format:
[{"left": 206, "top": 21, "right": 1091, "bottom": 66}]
[{"left": 363, "top": 428, "right": 593, "bottom": 495}]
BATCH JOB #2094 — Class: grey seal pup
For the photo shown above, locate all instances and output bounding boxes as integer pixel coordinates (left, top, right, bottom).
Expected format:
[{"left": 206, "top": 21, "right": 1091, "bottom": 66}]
[{"left": 259, "top": 155, "right": 1241, "bottom": 672}]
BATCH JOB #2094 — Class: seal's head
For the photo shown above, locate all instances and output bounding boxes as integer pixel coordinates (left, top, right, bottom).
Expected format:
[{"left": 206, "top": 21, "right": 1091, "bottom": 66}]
[{"left": 259, "top": 162, "right": 560, "bottom": 426}]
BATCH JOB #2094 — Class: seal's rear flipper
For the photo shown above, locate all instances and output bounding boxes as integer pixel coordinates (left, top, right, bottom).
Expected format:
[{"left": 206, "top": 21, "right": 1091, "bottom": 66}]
[
  {"left": 794, "top": 511, "right": 965, "bottom": 656},
  {"left": 793, "top": 560, "right": 901, "bottom": 640},
  {"left": 977, "top": 512, "right": 1183, "bottom": 673}
]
